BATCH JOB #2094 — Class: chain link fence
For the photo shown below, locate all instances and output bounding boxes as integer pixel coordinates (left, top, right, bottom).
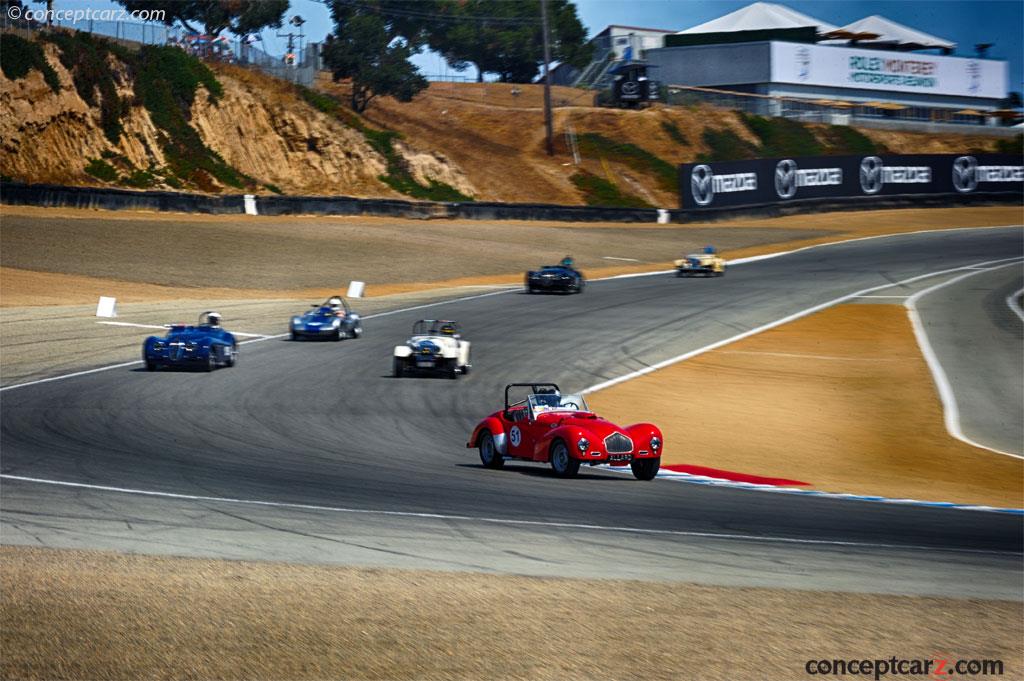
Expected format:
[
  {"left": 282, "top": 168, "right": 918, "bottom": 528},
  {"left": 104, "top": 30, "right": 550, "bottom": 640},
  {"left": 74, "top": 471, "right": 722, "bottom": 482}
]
[
  {"left": 1, "top": 10, "right": 318, "bottom": 86},
  {"left": 664, "top": 84, "right": 1018, "bottom": 133}
]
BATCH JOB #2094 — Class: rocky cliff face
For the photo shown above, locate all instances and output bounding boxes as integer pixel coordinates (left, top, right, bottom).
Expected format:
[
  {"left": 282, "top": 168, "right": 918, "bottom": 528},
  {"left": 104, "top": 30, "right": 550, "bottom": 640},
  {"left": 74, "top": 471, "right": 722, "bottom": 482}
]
[
  {"left": 189, "top": 72, "right": 388, "bottom": 196},
  {"left": 0, "top": 42, "right": 166, "bottom": 185},
  {"left": 0, "top": 34, "right": 473, "bottom": 198}
]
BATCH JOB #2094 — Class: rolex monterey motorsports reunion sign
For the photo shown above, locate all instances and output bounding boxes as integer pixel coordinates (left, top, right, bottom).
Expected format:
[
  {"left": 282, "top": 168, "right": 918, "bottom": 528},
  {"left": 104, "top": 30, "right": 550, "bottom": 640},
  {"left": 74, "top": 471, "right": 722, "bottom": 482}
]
[{"left": 770, "top": 42, "right": 1008, "bottom": 99}]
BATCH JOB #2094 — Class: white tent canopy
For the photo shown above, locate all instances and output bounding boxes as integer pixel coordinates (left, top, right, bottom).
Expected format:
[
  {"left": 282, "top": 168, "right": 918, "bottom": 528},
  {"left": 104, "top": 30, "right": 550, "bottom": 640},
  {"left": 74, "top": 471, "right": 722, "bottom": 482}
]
[
  {"left": 826, "top": 15, "right": 956, "bottom": 50},
  {"left": 677, "top": 2, "right": 838, "bottom": 35}
]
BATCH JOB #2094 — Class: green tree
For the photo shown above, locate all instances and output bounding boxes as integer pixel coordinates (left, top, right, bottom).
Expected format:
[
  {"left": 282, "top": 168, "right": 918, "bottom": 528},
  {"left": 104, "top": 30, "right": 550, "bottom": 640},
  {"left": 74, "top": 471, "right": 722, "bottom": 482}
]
[
  {"left": 116, "top": 1, "right": 289, "bottom": 37},
  {"left": 323, "top": 1, "right": 428, "bottom": 112},
  {"left": 426, "top": 0, "right": 591, "bottom": 83}
]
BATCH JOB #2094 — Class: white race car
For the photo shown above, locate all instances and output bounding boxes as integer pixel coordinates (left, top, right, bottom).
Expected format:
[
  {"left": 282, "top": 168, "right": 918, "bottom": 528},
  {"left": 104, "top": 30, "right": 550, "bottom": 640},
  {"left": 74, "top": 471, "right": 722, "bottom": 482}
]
[{"left": 393, "top": 319, "right": 471, "bottom": 379}]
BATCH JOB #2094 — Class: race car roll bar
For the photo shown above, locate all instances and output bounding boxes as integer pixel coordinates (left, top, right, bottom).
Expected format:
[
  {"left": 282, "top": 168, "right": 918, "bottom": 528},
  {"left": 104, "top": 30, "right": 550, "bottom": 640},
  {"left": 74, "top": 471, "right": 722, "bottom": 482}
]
[{"left": 504, "top": 383, "right": 560, "bottom": 416}]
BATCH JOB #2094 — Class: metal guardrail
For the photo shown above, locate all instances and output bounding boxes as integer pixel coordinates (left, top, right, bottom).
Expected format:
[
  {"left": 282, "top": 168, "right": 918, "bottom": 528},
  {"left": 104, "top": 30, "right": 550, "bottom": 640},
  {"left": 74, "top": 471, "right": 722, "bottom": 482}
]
[
  {"left": 3, "top": 181, "right": 1020, "bottom": 224},
  {"left": 1, "top": 13, "right": 318, "bottom": 86}
]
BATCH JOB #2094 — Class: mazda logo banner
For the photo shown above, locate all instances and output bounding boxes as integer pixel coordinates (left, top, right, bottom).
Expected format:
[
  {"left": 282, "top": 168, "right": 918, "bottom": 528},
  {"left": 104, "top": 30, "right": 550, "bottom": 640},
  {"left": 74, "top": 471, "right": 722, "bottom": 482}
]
[{"left": 679, "top": 154, "right": 1022, "bottom": 210}]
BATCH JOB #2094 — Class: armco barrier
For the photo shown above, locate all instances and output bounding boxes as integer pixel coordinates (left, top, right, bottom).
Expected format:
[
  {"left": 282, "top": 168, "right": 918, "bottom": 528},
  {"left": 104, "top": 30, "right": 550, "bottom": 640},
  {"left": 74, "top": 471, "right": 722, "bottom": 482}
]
[
  {"left": 0, "top": 182, "right": 244, "bottom": 214},
  {"left": 1, "top": 175, "right": 1021, "bottom": 223},
  {"left": 0, "top": 181, "right": 661, "bottom": 223},
  {"left": 254, "top": 195, "right": 658, "bottom": 222}
]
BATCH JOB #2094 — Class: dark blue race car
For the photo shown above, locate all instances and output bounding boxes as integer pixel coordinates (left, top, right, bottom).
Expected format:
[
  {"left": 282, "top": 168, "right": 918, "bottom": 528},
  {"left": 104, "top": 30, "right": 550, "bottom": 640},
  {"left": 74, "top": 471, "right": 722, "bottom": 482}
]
[
  {"left": 525, "top": 264, "right": 585, "bottom": 294},
  {"left": 143, "top": 311, "right": 237, "bottom": 372},
  {"left": 289, "top": 296, "right": 363, "bottom": 341}
]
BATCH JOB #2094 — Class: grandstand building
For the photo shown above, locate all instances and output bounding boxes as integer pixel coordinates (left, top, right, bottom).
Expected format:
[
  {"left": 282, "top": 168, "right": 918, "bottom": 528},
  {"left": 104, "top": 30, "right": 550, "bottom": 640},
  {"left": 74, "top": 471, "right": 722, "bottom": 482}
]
[{"left": 576, "top": 2, "right": 1012, "bottom": 131}]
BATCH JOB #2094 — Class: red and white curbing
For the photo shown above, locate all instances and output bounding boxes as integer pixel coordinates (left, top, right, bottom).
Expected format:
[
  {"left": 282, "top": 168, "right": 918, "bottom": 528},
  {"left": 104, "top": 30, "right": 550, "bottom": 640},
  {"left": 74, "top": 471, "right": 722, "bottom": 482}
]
[{"left": 598, "top": 464, "right": 1024, "bottom": 515}]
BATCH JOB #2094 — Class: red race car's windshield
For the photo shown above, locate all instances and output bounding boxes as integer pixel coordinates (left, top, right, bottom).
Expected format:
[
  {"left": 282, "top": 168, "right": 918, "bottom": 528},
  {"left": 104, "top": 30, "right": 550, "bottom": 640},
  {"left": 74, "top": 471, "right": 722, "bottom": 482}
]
[{"left": 528, "top": 392, "right": 588, "bottom": 417}]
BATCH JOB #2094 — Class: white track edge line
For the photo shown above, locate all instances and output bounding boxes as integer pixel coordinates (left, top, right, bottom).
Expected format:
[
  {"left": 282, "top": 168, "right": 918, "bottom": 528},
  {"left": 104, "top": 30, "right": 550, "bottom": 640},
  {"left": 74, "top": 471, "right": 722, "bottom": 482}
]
[
  {"left": 1006, "top": 286, "right": 1024, "bottom": 323},
  {"left": 904, "top": 262, "right": 1024, "bottom": 460},
  {"left": 1, "top": 474, "right": 1015, "bottom": 556}
]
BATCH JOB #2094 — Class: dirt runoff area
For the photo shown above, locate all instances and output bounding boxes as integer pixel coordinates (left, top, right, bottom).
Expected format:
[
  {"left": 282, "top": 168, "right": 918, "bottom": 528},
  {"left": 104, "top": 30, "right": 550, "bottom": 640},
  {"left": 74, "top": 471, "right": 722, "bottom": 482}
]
[
  {"left": 2, "top": 547, "right": 1020, "bottom": 681},
  {"left": 588, "top": 304, "right": 1024, "bottom": 508},
  {"left": 1, "top": 205, "right": 1020, "bottom": 307}
]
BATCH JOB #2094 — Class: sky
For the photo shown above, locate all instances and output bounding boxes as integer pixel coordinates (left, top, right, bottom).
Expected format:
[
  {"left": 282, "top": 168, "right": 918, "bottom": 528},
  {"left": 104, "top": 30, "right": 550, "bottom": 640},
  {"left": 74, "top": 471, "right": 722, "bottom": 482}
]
[
  {"left": 42, "top": 0, "right": 1024, "bottom": 94},
  {"left": 269, "top": 0, "right": 1024, "bottom": 95}
]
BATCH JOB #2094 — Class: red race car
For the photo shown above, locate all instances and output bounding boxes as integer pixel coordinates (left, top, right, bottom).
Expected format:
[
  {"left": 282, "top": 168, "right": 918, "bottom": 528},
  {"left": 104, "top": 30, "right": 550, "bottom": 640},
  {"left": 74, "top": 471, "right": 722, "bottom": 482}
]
[{"left": 467, "top": 383, "right": 663, "bottom": 480}]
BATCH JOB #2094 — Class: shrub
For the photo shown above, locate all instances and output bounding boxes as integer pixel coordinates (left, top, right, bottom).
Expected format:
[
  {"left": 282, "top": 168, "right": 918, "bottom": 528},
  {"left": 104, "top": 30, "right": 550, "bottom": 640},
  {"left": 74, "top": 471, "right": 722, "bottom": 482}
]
[
  {"left": 84, "top": 158, "right": 119, "bottom": 182},
  {"left": 577, "top": 133, "right": 676, "bottom": 193},
  {"left": 570, "top": 170, "right": 652, "bottom": 208},
  {"left": 40, "top": 31, "right": 127, "bottom": 143},
  {"left": 821, "top": 125, "right": 878, "bottom": 155},
  {"left": 996, "top": 134, "right": 1023, "bottom": 156},
  {"left": 133, "top": 45, "right": 245, "bottom": 189},
  {"left": 741, "top": 114, "right": 823, "bottom": 157},
  {"left": 661, "top": 120, "right": 689, "bottom": 146},
  {"left": 697, "top": 128, "right": 759, "bottom": 162},
  {"left": 122, "top": 168, "right": 158, "bottom": 188},
  {"left": 296, "top": 84, "right": 339, "bottom": 115},
  {"left": 0, "top": 33, "right": 61, "bottom": 93}
]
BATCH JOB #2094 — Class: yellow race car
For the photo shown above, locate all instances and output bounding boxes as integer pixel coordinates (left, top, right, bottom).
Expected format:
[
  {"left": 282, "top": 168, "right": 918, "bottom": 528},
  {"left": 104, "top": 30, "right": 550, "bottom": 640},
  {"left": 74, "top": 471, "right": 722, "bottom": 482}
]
[{"left": 675, "top": 246, "right": 726, "bottom": 277}]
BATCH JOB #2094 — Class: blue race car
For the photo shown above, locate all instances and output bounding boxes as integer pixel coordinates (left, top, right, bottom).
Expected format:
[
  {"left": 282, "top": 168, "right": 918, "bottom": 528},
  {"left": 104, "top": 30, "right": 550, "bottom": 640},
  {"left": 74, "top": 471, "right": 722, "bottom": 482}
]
[
  {"left": 143, "top": 311, "right": 237, "bottom": 372},
  {"left": 525, "top": 265, "right": 585, "bottom": 294},
  {"left": 289, "top": 296, "right": 363, "bottom": 341}
]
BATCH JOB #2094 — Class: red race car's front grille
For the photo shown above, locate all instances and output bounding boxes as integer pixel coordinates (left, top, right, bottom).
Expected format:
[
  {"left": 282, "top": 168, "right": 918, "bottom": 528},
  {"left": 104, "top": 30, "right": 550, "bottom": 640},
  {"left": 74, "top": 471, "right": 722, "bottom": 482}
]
[{"left": 604, "top": 432, "right": 633, "bottom": 454}]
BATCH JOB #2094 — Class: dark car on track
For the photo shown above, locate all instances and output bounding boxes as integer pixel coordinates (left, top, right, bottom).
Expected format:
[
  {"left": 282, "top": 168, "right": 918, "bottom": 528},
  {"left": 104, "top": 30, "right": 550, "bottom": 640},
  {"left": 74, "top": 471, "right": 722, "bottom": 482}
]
[
  {"left": 289, "top": 296, "right": 363, "bottom": 341},
  {"left": 525, "top": 265, "right": 585, "bottom": 294},
  {"left": 143, "top": 311, "right": 237, "bottom": 372}
]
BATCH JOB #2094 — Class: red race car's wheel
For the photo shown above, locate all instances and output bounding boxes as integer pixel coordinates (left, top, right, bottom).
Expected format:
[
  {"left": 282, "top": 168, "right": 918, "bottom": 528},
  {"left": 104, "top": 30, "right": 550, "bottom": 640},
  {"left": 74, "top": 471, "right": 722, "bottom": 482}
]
[
  {"left": 631, "top": 458, "right": 660, "bottom": 481},
  {"left": 479, "top": 432, "right": 504, "bottom": 469},
  {"left": 549, "top": 440, "right": 580, "bottom": 478}
]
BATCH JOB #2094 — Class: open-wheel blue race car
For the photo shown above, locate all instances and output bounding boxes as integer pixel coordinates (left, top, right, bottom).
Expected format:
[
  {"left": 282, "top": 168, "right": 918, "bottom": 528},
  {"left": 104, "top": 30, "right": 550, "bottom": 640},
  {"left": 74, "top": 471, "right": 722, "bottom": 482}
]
[
  {"left": 142, "top": 311, "right": 238, "bottom": 372},
  {"left": 289, "top": 296, "right": 363, "bottom": 341}
]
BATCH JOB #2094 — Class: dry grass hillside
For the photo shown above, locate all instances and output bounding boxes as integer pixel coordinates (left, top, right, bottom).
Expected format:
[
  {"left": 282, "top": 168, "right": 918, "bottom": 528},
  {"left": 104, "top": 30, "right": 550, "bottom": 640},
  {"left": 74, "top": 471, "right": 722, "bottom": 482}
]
[
  {"left": 324, "top": 78, "right": 1014, "bottom": 207},
  {"left": 0, "top": 29, "right": 1014, "bottom": 206}
]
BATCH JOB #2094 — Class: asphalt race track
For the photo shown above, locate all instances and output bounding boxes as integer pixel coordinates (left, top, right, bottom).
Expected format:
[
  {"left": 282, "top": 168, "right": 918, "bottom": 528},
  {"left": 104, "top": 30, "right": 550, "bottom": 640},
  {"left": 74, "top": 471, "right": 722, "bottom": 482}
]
[
  {"left": 2, "top": 226, "right": 1022, "bottom": 597},
  {"left": 914, "top": 264, "right": 1024, "bottom": 456}
]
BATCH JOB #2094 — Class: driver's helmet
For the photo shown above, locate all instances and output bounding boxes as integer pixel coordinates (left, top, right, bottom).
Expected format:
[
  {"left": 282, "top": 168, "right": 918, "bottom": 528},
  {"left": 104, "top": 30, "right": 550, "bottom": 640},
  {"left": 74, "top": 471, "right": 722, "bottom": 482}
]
[
  {"left": 534, "top": 393, "right": 561, "bottom": 409},
  {"left": 328, "top": 297, "right": 343, "bottom": 312},
  {"left": 440, "top": 323, "right": 457, "bottom": 336},
  {"left": 703, "top": 245, "right": 716, "bottom": 254},
  {"left": 205, "top": 312, "right": 222, "bottom": 327},
  {"left": 560, "top": 255, "right": 574, "bottom": 267}
]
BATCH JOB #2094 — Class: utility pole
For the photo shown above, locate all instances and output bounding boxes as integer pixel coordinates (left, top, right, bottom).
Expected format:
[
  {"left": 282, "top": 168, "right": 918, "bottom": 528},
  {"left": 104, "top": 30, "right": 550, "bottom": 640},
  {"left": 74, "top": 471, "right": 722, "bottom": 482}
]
[{"left": 540, "top": 0, "right": 554, "bottom": 156}]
